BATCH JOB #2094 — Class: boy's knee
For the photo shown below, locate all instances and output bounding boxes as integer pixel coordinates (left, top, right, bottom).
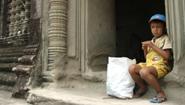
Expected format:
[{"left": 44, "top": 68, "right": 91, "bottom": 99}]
[
  {"left": 128, "top": 65, "right": 135, "bottom": 73},
  {"left": 139, "top": 69, "right": 149, "bottom": 79},
  {"left": 129, "top": 64, "right": 137, "bottom": 73}
]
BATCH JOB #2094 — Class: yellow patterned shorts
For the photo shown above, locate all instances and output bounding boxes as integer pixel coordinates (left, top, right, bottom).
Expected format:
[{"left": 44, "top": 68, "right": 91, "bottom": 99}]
[{"left": 138, "top": 62, "right": 169, "bottom": 79}]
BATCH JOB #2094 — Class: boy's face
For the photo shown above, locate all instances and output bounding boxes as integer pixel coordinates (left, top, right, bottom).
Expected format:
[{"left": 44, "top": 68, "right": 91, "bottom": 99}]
[{"left": 150, "top": 21, "right": 165, "bottom": 38}]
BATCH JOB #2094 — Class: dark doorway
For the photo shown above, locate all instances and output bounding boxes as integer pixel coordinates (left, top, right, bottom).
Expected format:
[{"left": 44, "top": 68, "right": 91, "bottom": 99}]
[{"left": 115, "top": 0, "right": 165, "bottom": 63}]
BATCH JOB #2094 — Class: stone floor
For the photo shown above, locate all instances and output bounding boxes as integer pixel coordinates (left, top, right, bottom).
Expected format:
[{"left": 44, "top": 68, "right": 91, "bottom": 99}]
[
  {"left": 27, "top": 81, "right": 185, "bottom": 105},
  {"left": 0, "top": 80, "right": 185, "bottom": 105},
  {"left": 0, "top": 90, "right": 30, "bottom": 105},
  {"left": 28, "top": 88, "right": 182, "bottom": 105}
]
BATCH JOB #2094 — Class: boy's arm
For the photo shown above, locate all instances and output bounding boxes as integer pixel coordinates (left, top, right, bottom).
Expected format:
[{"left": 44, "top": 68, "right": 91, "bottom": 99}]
[
  {"left": 142, "top": 45, "right": 148, "bottom": 58},
  {"left": 150, "top": 45, "right": 171, "bottom": 60},
  {"left": 142, "top": 41, "right": 171, "bottom": 60}
]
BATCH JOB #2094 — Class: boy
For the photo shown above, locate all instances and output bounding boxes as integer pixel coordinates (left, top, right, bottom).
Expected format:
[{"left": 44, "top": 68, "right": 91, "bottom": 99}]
[{"left": 129, "top": 14, "right": 172, "bottom": 103}]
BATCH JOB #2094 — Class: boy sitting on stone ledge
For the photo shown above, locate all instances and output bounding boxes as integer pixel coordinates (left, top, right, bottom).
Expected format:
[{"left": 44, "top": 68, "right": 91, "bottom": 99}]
[{"left": 129, "top": 14, "right": 172, "bottom": 103}]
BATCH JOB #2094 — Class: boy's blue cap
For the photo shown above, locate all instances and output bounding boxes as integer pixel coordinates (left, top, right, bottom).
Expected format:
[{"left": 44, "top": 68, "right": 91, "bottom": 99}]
[{"left": 149, "top": 14, "right": 166, "bottom": 23}]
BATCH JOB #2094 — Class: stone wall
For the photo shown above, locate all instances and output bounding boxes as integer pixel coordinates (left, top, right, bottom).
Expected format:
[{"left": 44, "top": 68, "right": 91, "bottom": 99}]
[
  {"left": 41, "top": 0, "right": 116, "bottom": 86},
  {"left": 84, "top": 0, "right": 116, "bottom": 81},
  {"left": 65, "top": 0, "right": 116, "bottom": 82}
]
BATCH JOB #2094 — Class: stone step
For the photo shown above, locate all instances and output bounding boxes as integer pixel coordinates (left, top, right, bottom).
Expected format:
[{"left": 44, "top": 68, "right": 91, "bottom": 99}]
[
  {"left": 0, "top": 57, "right": 19, "bottom": 63},
  {"left": 0, "top": 72, "right": 17, "bottom": 86},
  {"left": 0, "top": 53, "right": 24, "bottom": 57},
  {"left": 12, "top": 65, "right": 34, "bottom": 74},
  {"left": 18, "top": 55, "right": 36, "bottom": 64},
  {"left": 23, "top": 48, "right": 38, "bottom": 55},
  {"left": 0, "top": 63, "right": 20, "bottom": 71}
]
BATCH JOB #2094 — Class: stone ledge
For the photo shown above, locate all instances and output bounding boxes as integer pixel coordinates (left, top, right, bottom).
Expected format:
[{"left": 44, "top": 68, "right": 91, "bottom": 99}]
[
  {"left": 27, "top": 92, "right": 57, "bottom": 104},
  {"left": 0, "top": 85, "right": 13, "bottom": 91},
  {"left": 27, "top": 92, "right": 77, "bottom": 105},
  {"left": 18, "top": 55, "right": 36, "bottom": 64},
  {"left": 34, "top": 101, "right": 77, "bottom": 105},
  {"left": 27, "top": 78, "right": 185, "bottom": 105}
]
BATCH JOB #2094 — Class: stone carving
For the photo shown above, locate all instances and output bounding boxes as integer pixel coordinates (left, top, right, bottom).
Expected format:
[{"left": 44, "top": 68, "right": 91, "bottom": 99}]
[
  {"left": 12, "top": 18, "right": 40, "bottom": 98},
  {"left": 0, "top": 46, "right": 26, "bottom": 91},
  {"left": 51, "top": 52, "right": 66, "bottom": 81},
  {"left": 48, "top": 0, "right": 68, "bottom": 71},
  {"left": 12, "top": 44, "right": 39, "bottom": 98},
  {"left": 0, "top": 0, "right": 34, "bottom": 97},
  {"left": 0, "top": 0, "right": 30, "bottom": 47},
  {"left": 14, "top": 0, "right": 22, "bottom": 36}
]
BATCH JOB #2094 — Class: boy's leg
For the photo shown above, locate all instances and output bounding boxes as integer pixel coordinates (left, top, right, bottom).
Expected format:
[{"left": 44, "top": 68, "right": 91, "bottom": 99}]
[
  {"left": 139, "top": 66, "right": 166, "bottom": 101},
  {"left": 129, "top": 64, "right": 148, "bottom": 97}
]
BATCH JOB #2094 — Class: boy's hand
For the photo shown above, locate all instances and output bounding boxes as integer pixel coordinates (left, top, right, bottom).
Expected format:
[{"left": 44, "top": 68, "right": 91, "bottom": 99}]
[
  {"left": 142, "top": 41, "right": 154, "bottom": 48},
  {"left": 142, "top": 45, "right": 147, "bottom": 51}
]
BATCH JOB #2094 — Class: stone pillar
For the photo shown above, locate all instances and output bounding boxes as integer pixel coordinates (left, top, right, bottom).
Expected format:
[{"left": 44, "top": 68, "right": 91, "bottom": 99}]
[
  {"left": 165, "top": 0, "right": 185, "bottom": 86},
  {"left": 165, "top": 0, "right": 185, "bottom": 61},
  {"left": 48, "top": 0, "right": 68, "bottom": 71}
]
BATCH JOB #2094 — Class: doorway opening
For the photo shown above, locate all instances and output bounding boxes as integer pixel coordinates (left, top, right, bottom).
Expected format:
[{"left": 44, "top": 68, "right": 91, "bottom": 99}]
[{"left": 115, "top": 0, "right": 165, "bottom": 63}]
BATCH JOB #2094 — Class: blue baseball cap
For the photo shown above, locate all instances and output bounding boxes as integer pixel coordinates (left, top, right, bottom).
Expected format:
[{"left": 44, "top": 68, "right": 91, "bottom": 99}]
[{"left": 149, "top": 14, "right": 166, "bottom": 23}]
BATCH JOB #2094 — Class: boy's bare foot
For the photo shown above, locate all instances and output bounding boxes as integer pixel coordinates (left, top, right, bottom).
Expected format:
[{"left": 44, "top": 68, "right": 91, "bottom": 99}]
[{"left": 133, "top": 86, "right": 148, "bottom": 98}]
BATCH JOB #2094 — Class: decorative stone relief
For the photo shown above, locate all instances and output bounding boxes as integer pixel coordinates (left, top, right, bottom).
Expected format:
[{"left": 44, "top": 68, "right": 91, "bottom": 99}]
[
  {"left": 12, "top": 18, "right": 40, "bottom": 98},
  {"left": 0, "top": 0, "right": 33, "bottom": 95},
  {"left": 0, "top": 0, "right": 30, "bottom": 47}
]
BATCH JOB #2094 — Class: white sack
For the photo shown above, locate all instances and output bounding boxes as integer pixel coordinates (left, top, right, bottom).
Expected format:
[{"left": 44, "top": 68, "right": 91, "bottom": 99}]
[{"left": 106, "top": 57, "right": 136, "bottom": 99}]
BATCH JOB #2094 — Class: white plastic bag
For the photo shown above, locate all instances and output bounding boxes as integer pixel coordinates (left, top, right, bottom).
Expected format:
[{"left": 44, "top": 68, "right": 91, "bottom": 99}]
[{"left": 106, "top": 57, "right": 136, "bottom": 99}]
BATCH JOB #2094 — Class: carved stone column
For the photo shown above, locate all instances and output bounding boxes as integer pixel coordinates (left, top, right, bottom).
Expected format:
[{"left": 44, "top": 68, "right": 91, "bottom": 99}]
[
  {"left": 48, "top": 0, "right": 68, "bottom": 71},
  {"left": 9, "top": 0, "right": 16, "bottom": 37},
  {"left": 14, "top": 0, "right": 22, "bottom": 36},
  {"left": 22, "top": 0, "right": 30, "bottom": 34}
]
